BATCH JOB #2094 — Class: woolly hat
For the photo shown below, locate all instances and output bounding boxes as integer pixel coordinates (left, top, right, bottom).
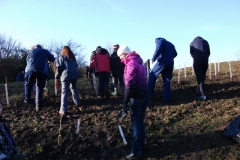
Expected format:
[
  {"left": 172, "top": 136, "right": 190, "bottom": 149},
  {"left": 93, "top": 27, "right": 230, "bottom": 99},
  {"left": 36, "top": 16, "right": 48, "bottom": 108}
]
[
  {"left": 113, "top": 44, "right": 119, "bottom": 49},
  {"left": 117, "top": 45, "right": 131, "bottom": 56}
]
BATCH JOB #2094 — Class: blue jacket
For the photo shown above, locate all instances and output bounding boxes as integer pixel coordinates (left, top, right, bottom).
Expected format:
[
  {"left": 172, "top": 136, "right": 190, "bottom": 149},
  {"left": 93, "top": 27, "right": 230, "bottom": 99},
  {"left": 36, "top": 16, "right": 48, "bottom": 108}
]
[
  {"left": 43, "top": 60, "right": 50, "bottom": 78},
  {"left": 55, "top": 54, "right": 79, "bottom": 82},
  {"left": 152, "top": 38, "right": 177, "bottom": 64},
  {"left": 25, "top": 47, "right": 55, "bottom": 73},
  {"left": 16, "top": 72, "right": 24, "bottom": 81}
]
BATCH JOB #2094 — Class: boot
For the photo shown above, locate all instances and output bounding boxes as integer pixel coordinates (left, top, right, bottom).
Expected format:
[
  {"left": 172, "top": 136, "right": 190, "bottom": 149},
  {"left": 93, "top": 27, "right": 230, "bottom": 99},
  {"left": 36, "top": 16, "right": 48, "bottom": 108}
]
[
  {"left": 111, "top": 85, "right": 118, "bottom": 96},
  {"left": 121, "top": 86, "right": 125, "bottom": 97}
]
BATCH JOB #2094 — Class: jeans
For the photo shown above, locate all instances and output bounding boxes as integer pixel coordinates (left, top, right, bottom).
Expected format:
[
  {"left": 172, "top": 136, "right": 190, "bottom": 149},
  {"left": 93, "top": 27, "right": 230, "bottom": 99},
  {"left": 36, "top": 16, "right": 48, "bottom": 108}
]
[
  {"left": 24, "top": 72, "right": 47, "bottom": 105},
  {"left": 148, "top": 61, "right": 173, "bottom": 102},
  {"left": 60, "top": 80, "right": 80, "bottom": 113},
  {"left": 129, "top": 96, "right": 149, "bottom": 155},
  {"left": 97, "top": 72, "right": 110, "bottom": 96}
]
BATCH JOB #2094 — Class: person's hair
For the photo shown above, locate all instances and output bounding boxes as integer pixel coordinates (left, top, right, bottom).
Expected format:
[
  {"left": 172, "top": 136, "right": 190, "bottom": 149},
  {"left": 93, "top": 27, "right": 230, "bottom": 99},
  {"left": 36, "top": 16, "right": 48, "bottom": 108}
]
[{"left": 61, "top": 46, "right": 76, "bottom": 62}]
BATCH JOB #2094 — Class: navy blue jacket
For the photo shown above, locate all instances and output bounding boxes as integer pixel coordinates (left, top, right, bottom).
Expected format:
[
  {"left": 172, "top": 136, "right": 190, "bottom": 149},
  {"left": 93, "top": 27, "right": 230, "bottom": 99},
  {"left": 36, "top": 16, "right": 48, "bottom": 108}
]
[
  {"left": 16, "top": 72, "right": 24, "bottom": 81},
  {"left": 152, "top": 38, "right": 177, "bottom": 64},
  {"left": 190, "top": 36, "right": 210, "bottom": 58},
  {"left": 25, "top": 47, "right": 55, "bottom": 73}
]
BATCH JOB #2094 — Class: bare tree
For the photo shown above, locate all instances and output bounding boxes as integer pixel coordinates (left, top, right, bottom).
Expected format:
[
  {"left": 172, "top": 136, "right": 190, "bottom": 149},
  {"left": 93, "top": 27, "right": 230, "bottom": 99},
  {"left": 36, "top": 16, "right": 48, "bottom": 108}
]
[
  {"left": 0, "top": 33, "right": 24, "bottom": 59},
  {"left": 43, "top": 39, "right": 86, "bottom": 68},
  {"left": 0, "top": 33, "right": 27, "bottom": 81}
]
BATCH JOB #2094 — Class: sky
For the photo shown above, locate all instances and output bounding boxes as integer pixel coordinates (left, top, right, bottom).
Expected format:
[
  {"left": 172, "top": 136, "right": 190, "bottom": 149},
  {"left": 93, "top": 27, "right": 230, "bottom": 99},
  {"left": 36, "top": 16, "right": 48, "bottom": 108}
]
[{"left": 0, "top": 0, "right": 239, "bottom": 68}]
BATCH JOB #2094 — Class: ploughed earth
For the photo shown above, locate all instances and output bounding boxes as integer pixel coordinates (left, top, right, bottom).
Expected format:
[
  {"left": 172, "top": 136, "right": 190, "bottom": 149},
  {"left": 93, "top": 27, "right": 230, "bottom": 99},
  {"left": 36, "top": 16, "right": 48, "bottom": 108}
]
[{"left": 1, "top": 61, "right": 240, "bottom": 159}]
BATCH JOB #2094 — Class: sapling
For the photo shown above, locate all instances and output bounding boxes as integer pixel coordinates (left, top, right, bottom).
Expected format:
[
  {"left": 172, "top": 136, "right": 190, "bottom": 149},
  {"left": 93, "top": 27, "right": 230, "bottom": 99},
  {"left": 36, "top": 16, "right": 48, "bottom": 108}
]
[
  {"left": 218, "top": 59, "right": 220, "bottom": 72},
  {"left": 209, "top": 61, "right": 211, "bottom": 80},
  {"left": 178, "top": 64, "right": 181, "bottom": 83},
  {"left": 146, "top": 59, "right": 150, "bottom": 82},
  {"left": 192, "top": 65, "right": 194, "bottom": 75},
  {"left": 91, "top": 73, "right": 98, "bottom": 96},
  {"left": 35, "top": 79, "right": 39, "bottom": 111},
  {"left": 43, "top": 79, "right": 48, "bottom": 97},
  {"left": 76, "top": 119, "right": 80, "bottom": 134},
  {"left": 214, "top": 62, "right": 217, "bottom": 76},
  {"left": 4, "top": 77, "right": 9, "bottom": 106},
  {"left": 55, "top": 77, "right": 58, "bottom": 96},
  {"left": 58, "top": 115, "right": 63, "bottom": 146},
  {"left": 117, "top": 98, "right": 134, "bottom": 145},
  {"left": 228, "top": 61, "right": 232, "bottom": 78},
  {"left": 118, "top": 125, "right": 127, "bottom": 145},
  {"left": 184, "top": 63, "right": 186, "bottom": 78}
]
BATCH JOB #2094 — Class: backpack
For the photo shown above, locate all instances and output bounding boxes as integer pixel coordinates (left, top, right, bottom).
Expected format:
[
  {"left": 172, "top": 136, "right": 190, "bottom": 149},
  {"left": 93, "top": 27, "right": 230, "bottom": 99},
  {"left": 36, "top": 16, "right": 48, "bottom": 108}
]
[{"left": 222, "top": 115, "right": 240, "bottom": 144}]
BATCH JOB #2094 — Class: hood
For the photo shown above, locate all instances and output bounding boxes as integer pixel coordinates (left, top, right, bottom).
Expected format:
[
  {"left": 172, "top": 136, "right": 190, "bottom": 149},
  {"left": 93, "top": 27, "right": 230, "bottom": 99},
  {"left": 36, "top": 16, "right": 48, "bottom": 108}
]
[
  {"left": 123, "top": 51, "right": 143, "bottom": 64},
  {"left": 98, "top": 48, "right": 109, "bottom": 55},
  {"left": 155, "top": 37, "right": 166, "bottom": 44},
  {"left": 194, "top": 36, "right": 203, "bottom": 40}
]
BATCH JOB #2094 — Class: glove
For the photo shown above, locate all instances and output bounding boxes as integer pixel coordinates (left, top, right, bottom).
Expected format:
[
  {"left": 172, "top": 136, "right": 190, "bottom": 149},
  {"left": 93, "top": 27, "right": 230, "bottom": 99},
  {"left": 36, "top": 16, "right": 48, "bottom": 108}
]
[{"left": 122, "top": 103, "right": 129, "bottom": 112}]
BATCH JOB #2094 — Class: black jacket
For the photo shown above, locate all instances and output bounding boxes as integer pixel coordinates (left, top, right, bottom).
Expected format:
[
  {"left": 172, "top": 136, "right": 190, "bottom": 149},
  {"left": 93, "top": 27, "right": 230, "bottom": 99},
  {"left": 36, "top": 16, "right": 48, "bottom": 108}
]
[
  {"left": 110, "top": 52, "right": 125, "bottom": 75},
  {"left": 190, "top": 36, "right": 210, "bottom": 58}
]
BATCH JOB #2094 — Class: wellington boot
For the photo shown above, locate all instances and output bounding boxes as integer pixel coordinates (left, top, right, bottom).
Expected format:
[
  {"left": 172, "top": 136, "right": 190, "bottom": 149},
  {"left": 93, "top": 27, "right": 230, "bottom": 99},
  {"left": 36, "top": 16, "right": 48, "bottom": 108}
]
[{"left": 111, "top": 87, "right": 118, "bottom": 96}]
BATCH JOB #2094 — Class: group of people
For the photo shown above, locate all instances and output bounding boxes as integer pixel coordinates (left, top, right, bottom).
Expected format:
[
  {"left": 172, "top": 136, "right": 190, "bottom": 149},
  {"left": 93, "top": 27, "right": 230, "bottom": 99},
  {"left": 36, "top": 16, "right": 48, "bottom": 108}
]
[
  {"left": 23, "top": 45, "right": 80, "bottom": 115},
  {"left": 22, "top": 35, "right": 210, "bottom": 159},
  {"left": 88, "top": 44, "right": 125, "bottom": 99}
]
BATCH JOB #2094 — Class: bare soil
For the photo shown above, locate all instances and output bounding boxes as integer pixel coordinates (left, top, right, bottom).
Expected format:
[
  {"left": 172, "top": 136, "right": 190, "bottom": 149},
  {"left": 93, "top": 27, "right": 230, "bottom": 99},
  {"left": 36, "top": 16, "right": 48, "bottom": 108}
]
[{"left": 1, "top": 61, "right": 240, "bottom": 159}]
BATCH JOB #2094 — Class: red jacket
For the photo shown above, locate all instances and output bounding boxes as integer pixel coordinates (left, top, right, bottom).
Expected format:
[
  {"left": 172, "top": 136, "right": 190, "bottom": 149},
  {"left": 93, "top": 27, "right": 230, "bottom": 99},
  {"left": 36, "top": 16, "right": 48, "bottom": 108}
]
[{"left": 90, "top": 52, "right": 110, "bottom": 72}]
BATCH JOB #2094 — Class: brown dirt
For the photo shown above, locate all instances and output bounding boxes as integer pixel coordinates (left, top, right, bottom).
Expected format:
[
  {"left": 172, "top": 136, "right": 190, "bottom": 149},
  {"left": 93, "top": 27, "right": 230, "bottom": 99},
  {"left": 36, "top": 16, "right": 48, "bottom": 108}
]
[{"left": 1, "top": 61, "right": 240, "bottom": 159}]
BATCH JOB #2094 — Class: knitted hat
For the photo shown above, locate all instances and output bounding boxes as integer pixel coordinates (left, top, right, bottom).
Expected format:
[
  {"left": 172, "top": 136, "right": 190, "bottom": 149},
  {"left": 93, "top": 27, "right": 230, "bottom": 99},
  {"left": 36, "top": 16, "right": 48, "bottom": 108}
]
[
  {"left": 113, "top": 44, "right": 119, "bottom": 49},
  {"left": 117, "top": 45, "right": 131, "bottom": 56}
]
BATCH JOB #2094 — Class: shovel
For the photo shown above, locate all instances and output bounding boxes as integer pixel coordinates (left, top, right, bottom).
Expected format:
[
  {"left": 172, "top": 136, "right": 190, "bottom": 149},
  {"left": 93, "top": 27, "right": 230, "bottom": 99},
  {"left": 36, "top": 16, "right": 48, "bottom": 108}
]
[
  {"left": 117, "top": 109, "right": 128, "bottom": 145},
  {"left": 117, "top": 98, "right": 134, "bottom": 145},
  {"left": 43, "top": 80, "right": 48, "bottom": 97}
]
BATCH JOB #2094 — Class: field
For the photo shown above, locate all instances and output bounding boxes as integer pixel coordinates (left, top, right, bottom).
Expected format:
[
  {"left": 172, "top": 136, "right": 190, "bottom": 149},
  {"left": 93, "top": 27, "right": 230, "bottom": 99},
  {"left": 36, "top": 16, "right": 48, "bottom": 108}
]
[{"left": 0, "top": 61, "right": 240, "bottom": 160}]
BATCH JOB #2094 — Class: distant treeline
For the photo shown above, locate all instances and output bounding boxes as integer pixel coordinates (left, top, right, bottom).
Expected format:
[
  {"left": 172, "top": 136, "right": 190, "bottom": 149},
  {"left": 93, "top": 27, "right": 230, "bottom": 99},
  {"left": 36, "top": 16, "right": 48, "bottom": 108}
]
[{"left": 0, "top": 33, "right": 87, "bottom": 83}]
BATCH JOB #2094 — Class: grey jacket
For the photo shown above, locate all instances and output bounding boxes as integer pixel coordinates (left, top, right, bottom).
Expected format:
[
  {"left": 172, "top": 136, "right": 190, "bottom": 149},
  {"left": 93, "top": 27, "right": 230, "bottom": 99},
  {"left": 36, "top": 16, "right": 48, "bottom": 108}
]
[{"left": 55, "top": 54, "right": 79, "bottom": 82}]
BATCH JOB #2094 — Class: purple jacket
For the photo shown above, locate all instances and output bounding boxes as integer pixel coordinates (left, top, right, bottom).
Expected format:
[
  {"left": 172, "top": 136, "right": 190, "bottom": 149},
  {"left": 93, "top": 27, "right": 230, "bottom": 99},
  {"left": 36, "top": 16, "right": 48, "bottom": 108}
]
[{"left": 122, "top": 52, "right": 149, "bottom": 105}]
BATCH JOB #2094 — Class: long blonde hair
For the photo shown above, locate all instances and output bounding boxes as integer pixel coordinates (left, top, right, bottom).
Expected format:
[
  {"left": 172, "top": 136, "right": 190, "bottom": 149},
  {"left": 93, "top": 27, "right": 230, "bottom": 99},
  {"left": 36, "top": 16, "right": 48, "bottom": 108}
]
[{"left": 61, "top": 46, "right": 76, "bottom": 62}]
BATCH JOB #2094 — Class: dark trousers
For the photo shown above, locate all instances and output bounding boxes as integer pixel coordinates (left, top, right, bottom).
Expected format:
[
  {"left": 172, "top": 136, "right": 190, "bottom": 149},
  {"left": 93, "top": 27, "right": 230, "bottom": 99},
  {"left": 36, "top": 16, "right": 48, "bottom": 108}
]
[
  {"left": 148, "top": 61, "right": 173, "bottom": 102},
  {"left": 112, "top": 71, "right": 124, "bottom": 87},
  {"left": 193, "top": 56, "right": 208, "bottom": 96},
  {"left": 24, "top": 72, "right": 47, "bottom": 105},
  {"left": 129, "top": 96, "right": 149, "bottom": 155},
  {"left": 97, "top": 72, "right": 110, "bottom": 96}
]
